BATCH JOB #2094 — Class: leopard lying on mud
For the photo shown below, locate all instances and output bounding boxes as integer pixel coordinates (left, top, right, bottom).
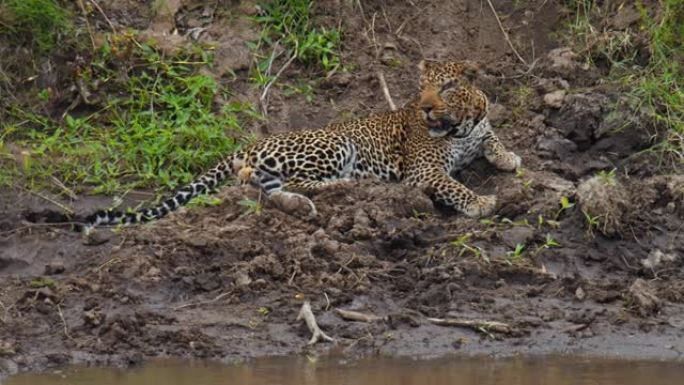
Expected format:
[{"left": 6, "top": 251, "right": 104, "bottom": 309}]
[{"left": 82, "top": 60, "right": 520, "bottom": 233}]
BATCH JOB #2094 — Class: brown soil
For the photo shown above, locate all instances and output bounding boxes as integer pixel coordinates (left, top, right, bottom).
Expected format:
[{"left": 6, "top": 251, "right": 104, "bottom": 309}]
[{"left": 1, "top": 0, "right": 683, "bottom": 377}]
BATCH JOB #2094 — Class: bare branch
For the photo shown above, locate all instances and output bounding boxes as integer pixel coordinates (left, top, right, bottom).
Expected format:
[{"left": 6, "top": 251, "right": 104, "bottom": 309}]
[
  {"left": 335, "top": 308, "right": 384, "bottom": 323},
  {"left": 297, "top": 301, "right": 334, "bottom": 345},
  {"left": 427, "top": 317, "right": 515, "bottom": 335},
  {"left": 485, "top": 0, "right": 527, "bottom": 65}
]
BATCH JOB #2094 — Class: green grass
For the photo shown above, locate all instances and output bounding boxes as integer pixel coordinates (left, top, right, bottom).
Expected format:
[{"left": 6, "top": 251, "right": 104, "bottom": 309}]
[
  {"left": 564, "top": 0, "right": 683, "bottom": 164},
  {"left": 631, "top": 0, "right": 683, "bottom": 162},
  {"left": 252, "top": 0, "right": 342, "bottom": 74},
  {"left": 0, "top": 0, "right": 72, "bottom": 53},
  {"left": 1, "top": 33, "right": 258, "bottom": 195}
]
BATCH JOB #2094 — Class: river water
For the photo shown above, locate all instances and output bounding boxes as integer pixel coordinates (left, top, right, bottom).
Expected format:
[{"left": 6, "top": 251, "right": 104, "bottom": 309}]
[{"left": 6, "top": 355, "right": 684, "bottom": 385}]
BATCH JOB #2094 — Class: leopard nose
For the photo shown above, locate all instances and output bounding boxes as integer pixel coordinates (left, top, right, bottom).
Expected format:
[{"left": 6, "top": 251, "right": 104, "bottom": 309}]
[{"left": 422, "top": 106, "right": 433, "bottom": 114}]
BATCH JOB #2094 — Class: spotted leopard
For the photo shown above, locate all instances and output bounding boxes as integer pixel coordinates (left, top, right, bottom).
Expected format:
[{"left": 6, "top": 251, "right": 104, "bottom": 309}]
[
  {"left": 403, "top": 59, "right": 522, "bottom": 217},
  {"left": 82, "top": 60, "right": 520, "bottom": 232}
]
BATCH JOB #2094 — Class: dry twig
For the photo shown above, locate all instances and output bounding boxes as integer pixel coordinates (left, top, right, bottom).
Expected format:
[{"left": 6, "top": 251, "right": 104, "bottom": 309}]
[
  {"left": 19, "top": 186, "right": 74, "bottom": 215},
  {"left": 56, "top": 304, "right": 74, "bottom": 340},
  {"left": 427, "top": 317, "right": 514, "bottom": 335},
  {"left": 50, "top": 177, "right": 78, "bottom": 201},
  {"left": 260, "top": 41, "right": 298, "bottom": 116},
  {"left": 76, "top": 0, "right": 96, "bottom": 50},
  {"left": 297, "top": 301, "right": 334, "bottom": 345},
  {"left": 377, "top": 71, "right": 396, "bottom": 111},
  {"left": 485, "top": 0, "right": 527, "bottom": 65},
  {"left": 89, "top": 0, "right": 117, "bottom": 33},
  {"left": 335, "top": 308, "right": 384, "bottom": 323}
]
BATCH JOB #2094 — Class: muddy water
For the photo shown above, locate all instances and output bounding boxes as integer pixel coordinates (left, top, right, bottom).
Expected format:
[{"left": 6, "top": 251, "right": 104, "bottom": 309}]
[{"left": 7, "top": 356, "right": 684, "bottom": 385}]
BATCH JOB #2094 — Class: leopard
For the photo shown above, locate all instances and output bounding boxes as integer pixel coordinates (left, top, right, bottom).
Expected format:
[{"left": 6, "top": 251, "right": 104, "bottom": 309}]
[
  {"left": 403, "top": 59, "right": 522, "bottom": 217},
  {"left": 81, "top": 60, "right": 520, "bottom": 233}
]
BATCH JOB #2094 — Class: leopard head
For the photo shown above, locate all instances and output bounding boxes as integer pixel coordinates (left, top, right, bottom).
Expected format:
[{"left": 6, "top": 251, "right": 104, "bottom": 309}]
[
  {"left": 417, "top": 59, "right": 481, "bottom": 91},
  {"left": 417, "top": 60, "right": 488, "bottom": 138}
]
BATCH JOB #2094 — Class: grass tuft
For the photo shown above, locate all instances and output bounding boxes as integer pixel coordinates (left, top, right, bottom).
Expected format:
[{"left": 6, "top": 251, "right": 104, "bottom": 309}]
[
  {"left": 253, "top": 0, "right": 342, "bottom": 74},
  {"left": 1, "top": 33, "right": 259, "bottom": 195},
  {"left": 0, "top": 0, "right": 72, "bottom": 53},
  {"left": 564, "top": 0, "right": 683, "bottom": 165}
]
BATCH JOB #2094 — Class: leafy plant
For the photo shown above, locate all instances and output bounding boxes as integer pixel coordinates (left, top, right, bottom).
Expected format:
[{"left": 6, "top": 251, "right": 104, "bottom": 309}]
[
  {"left": 506, "top": 243, "right": 526, "bottom": 263},
  {"left": 1, "top": 33, "right": 256, "bottom": 195},
  {"left": 564, "top": 0, "right": 683, "bottom": 164},
  {"left": 254, "top": 0, "right": 342, "bottom": 73},
  {"left": 0, "top": 0, "right": 72, "bottom": 53},
  {"left": 187, "top": 195, "right": 223, "bottom": 208},
  {"left": 555, "top": 196, "right": 576, "bottom": 219},
  {"left": 582, "top": 210, "right": 602, "bottom": 237},
  {"left": 238, "top": 198, "right": 263, "bottom": 216},
  {"left": 450, "top": 233, "right": 488, "bottom": 262}
]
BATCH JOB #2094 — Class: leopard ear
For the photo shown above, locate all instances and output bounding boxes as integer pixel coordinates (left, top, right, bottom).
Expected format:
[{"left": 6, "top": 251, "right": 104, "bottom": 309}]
[
  {"left": 417, "top": 59, "right": 427, "bottom": 72},
  {"left": 462, "top": 61, "right": 481, "bottom": 80},
  {"left": 418, "top": 59, "right": 437, "bottom": 73}
]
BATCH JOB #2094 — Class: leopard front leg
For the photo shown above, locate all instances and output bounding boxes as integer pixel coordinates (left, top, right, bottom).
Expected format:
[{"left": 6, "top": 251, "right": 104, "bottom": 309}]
[
  {"left": 482, "top": 131, "right": 521, "bottom": 172},
  {"left": 407, "top": 169, "right": 496, "bottom": 217}
]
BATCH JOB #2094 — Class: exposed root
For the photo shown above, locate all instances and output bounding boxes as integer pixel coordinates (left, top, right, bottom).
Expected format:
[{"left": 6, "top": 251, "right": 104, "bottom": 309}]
[{"left": 296, "top": 301, "right": 334, "bottom": 345}]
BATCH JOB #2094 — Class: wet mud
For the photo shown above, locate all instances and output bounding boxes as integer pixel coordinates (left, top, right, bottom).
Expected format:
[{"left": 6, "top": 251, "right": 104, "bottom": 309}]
[{"left": 1, "top": 0, "right": 683, "bottom": 377}]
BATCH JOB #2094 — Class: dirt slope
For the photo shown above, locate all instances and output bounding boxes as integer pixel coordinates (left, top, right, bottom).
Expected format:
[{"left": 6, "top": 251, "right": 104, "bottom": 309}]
[{"left": 1, "top": 0, "right": 683, "bottom": 376}]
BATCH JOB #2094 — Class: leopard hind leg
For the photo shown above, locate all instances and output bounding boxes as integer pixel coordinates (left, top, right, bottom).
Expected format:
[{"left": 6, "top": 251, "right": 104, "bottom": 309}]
[{"left": 244, "top": 167, "right": 317, "bottom": 217}]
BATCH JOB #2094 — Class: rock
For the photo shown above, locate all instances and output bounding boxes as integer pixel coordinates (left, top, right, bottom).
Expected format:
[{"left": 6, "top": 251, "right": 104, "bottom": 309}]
[
  {"left": 575, "top": 286, "right": 586, "bottom": 301},
  {"left": 641, "top": 249, "right": 678, "bottom": 270},
  {"left": 233, "top": 270, "right": 252, "bottom": 287},
  {"left": 543, "top": 90, "right": 566, "bottom": 108},
  {"left": 535, "top": 77, "right": 570, "bottom": 93},
  {"left": 668, "top": 316, "right": 684, "bottom": 329},
  {"left": 610, "top": 5, "right": 641, "bottom": 30},
  {"left": 380, "top": 42, "right": 401, "bottom": 66},
  {"left": 501, "top": 226, "right": 535, "bottom": 249},
  {"left": 0, "top": 358, "right": 18, "bottom": 377},
  {"left": 546, "top": 47, "right": 580, "bottom": 72},
  {"left": 204, "top": 18, "right": 258, "bottom": 76},
  {"left": 0, "top": 341, "right": 15, "bottom": 356},
  {"left": 44, "top": 262, "right": 65, "bottom": 275},
  {"left": 545, "top": 92, "right": 610, "bottom": 150},
  {"left": 577, "top": 174, "right": 629, "bottom": 237},
  {"left": 666, "top": 175, "right": 684, "bottom": 204},
  {"left": 628, "top": 278, "right": 661, "bottom": 316},
  {"left": 536, "top": 132, "right": 577, "bottom": 159},
  {"left": 488, "top": 103, "right": 510, "bottom": 125},
  {"left": 82, "top": 229, "right": 110, "bottom": 246}
]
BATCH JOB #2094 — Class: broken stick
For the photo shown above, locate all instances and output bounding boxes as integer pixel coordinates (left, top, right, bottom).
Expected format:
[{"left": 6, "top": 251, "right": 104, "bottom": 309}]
[
  {"left": 335, "top": 308, "right": 384, "bottom": 323},
  {"left": 427, "top": 317, "right": 514, "bottom": 335},
  {"left": 297, "top": 301, "right": 334, "bottom": 345},
  {"left": 377, "top": 71, "right": 396, "bottom": 111}
]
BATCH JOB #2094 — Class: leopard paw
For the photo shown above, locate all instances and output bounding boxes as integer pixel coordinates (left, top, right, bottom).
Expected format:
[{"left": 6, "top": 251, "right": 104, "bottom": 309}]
[
  {"left": 270, "top": 191, "right": 318, "bottom": 218},
  {"left": 463, "top": 195, "right": 497, "bottom": 217},
  {"left": 495, "top": 151, "right": 522, "bottom": 172}
]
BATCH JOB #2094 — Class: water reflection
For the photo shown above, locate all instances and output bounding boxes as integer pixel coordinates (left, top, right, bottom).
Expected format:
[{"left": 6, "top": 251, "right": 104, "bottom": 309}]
[{"left": 7, "top": 355, "right": 684, "bottom": 385}]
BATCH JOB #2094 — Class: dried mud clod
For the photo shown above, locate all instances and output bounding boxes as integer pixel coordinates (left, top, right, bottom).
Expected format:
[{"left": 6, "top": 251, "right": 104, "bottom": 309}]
[
  {"left": 576, "top": 174, "right": 629, "bottom": 237},
  {"left": 628, "top": 279, "right": 661, "bottom": 316}
]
